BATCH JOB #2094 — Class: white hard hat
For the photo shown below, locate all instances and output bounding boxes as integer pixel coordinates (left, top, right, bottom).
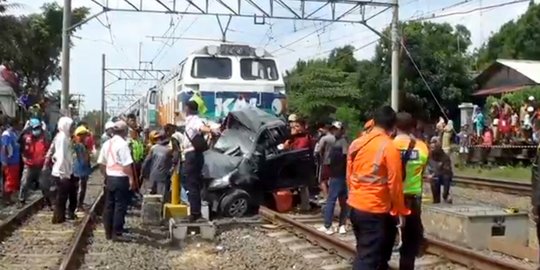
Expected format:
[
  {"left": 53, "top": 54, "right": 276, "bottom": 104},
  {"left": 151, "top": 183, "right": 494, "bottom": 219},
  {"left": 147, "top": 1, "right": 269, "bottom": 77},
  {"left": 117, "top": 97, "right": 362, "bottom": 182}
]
[
  {"left": 529, "top": 96, "right": 535, "bottom": 101},
  {"left": 105, "top": 121, "right": 115, "bottom": 130},
  {"left": 528, "top": 106, "right": 534, "bottom": 113}
]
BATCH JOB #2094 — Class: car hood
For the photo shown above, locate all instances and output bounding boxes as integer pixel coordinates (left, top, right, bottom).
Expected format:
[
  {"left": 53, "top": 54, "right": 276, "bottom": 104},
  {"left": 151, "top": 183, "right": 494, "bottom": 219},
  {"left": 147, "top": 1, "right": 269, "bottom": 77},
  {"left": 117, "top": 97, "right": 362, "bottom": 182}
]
[{"left": 202, "top": 150, "right": 244, "bottom": 179}]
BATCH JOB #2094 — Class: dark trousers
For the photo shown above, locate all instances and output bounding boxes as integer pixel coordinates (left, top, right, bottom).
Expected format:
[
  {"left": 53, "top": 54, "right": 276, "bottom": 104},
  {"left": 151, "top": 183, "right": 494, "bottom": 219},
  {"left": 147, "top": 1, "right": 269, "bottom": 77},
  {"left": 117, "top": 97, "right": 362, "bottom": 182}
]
[
  {"left": 399, "top": 195, "right": 425, "bottom": 270},
  {"left": 535, "top": 206, "right": 540, "bottom": 262},
  {"left": 350, "top": 208, "right": 396, "bottom": 270},
  {"left": 77, "top": 176, "right": 89, "bottom": 208},
  {"left": 52, "top": 176, "right": 78, "bottom": 223},
  {"left": 184, "top": 151, "right": 204, "bottom": 216},
  {"left": 431, "top": 174, "right": 451, "bottom": 203},
  {"left": 103, "top": 176, "right": 130, "bottom": 238}
]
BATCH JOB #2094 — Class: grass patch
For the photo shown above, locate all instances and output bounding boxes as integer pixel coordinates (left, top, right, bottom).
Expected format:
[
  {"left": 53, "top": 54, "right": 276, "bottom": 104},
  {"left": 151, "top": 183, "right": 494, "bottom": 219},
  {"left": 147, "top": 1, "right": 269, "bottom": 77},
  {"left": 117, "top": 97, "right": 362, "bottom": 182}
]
[{"left": 454, "top": 166, "right": 531, "bottom": 183}]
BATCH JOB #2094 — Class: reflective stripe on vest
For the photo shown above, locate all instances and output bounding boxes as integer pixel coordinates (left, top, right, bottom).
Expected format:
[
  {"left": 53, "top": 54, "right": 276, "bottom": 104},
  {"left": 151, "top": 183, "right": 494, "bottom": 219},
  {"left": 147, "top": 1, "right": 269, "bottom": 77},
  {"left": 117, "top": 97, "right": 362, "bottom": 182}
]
[
  {"left": 351, "top": 141, "right": 389, "bottom": 184},
  {"left": 106, "top": 139, "right": 123, "bottom": 173}
]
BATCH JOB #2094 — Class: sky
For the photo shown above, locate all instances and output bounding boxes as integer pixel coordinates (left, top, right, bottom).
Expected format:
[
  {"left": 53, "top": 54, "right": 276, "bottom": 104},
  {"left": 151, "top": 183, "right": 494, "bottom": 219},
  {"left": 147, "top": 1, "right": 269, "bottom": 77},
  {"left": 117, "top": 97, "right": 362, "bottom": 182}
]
[{"left": 7, "top": 0, "right": 538, "bottom": 112}]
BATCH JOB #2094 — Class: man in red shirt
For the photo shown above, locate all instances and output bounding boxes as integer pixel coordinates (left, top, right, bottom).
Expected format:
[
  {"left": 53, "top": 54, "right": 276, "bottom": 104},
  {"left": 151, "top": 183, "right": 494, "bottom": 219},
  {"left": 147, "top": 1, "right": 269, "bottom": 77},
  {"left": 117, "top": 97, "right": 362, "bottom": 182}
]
[
  {"left": 19, "top": 119, "right": 49, "bottom": 207},
  {"left": 284, "top": 119, "right": 311, "bottom": 150}
]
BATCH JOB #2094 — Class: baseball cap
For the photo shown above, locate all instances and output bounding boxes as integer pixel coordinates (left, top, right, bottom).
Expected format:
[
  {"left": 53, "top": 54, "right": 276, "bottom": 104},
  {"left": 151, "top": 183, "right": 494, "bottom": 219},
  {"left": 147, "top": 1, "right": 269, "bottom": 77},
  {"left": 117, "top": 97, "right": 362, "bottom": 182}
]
[
  {"left": 105, "top": 121, "right": 115, "bottom": 130},
  {"left": 332, "top": 121, "right": 343, "bottom": 129},
  {"left": 288, "top": 114, "right": 298, "bottom": 122},
  {"left": 29, "top": 118, "right": 41, "bottom": 128}
]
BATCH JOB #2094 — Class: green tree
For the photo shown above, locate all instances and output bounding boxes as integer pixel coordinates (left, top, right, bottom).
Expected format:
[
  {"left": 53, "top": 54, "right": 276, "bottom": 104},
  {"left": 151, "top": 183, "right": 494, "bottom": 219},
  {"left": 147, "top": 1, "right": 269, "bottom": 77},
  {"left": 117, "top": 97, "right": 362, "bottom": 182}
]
[
  {"left": 0, "top": 3, "right": 89, "bottom": 94},
  {"left": 82, "top": 110, "right": 110, "bottom": 135},
  {"left": 476, "top": 2, "right": 540, "bottom": 69},
  {"left": 0, "top": 0, "right": 21, "bottom": 13},
  {"left": 373, "top": 21, "right": 474, "bottom": 120}
]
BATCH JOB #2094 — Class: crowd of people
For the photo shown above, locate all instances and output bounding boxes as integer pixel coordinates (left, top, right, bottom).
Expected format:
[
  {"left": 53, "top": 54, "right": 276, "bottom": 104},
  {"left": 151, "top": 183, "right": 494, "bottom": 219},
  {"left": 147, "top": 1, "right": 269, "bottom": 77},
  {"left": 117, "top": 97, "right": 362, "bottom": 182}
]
[{"left": 285, "top": 106, "right": 455, "bottom": 270}]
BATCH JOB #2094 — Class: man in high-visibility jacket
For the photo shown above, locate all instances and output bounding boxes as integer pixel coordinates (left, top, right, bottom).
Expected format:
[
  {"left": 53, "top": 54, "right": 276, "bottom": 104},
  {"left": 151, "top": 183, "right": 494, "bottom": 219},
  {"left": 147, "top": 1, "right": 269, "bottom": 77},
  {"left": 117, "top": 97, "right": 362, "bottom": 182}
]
[
  {"left": 393, "top": 112, "right": 429, "bottom": 270},
  {"left": 347, "top": 106, "right": 410, "bottom": 270}
]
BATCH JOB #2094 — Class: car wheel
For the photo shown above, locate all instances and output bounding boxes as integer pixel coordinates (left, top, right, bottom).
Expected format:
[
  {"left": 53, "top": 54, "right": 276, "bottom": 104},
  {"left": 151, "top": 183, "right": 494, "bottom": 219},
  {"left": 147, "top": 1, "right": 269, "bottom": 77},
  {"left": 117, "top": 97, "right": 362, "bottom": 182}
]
[{"left": 220, "top": 189, "right": 251, "bottom": 217}]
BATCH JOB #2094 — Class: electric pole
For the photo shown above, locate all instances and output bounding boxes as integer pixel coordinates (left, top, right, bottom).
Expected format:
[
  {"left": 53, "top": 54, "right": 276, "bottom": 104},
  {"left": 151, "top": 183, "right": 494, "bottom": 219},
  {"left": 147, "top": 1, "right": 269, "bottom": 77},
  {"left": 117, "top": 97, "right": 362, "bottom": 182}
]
[
  {"left": 391, "top": 0, "right": 399, "bottom": 111},
  {"left": 61, "top": 0, "right": 72, "bottom": 113},
  {"left": 101, "top": 54, "right": 106, "bottom": 132}
]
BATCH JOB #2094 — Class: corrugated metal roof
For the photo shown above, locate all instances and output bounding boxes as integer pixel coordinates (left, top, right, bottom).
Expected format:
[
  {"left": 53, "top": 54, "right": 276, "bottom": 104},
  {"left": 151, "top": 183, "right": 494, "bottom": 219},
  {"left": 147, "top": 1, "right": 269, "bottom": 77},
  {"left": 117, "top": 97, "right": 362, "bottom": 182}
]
[
  {"left": 496, "top": 59, "right": 540, "bottom": 83},
  {"left": 472, "top": 85, "right": 528, "bottom": 96}
]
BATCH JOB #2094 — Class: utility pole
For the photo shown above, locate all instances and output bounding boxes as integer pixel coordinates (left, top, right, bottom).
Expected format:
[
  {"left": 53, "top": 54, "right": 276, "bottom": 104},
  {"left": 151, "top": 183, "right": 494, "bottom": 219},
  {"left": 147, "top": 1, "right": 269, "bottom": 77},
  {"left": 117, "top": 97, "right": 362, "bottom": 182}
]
[
  {"left": 391, "top": 0, "right": 399, "bottom": 111},
  {"left": 61, "top": 0, "right": 72, "bottom": 113},
  {"left": 101, "top": 54, "right": 106, "bottom": 133}
]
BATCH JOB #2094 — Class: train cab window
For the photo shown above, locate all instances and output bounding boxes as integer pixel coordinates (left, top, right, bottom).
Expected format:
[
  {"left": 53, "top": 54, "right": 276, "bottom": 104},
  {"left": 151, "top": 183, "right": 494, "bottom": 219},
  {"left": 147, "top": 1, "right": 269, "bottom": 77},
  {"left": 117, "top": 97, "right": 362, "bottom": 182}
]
[
  {"left": 240, "top": 59, "right": 278, "bottom": 81},
  {"left": 148, "top": 91, "right": 156, "bottom": 105},
  {"left": 191, "top": 57, "right": 231, "bottom": 79}
]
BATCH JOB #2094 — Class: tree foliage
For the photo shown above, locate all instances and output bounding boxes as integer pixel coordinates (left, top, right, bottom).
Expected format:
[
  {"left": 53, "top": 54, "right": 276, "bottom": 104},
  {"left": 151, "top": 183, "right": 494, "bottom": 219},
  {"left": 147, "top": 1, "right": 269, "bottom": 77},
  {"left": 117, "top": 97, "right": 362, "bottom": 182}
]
[
  {"left": 82, "top": 110, "right": 110, "bottom": 135},
  {"left": 286, "top": 21, "right": 474, "bottom": 126},
  {"left": 0, "top": 3, "right": 89, "bottom": 94},
  {"left": 476, "top": 2, "right": 540, "bottom": 68}
]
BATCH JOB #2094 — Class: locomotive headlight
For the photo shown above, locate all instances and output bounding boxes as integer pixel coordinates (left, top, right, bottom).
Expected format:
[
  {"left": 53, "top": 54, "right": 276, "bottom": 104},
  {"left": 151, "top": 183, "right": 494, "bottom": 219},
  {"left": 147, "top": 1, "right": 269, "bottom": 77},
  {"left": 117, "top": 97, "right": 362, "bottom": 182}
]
[
  {"left": 255, "top": 47, "right": 265, "bottom": 58},
  {"left": 207, "top": 45, "right": 219, "bottom": 56}
]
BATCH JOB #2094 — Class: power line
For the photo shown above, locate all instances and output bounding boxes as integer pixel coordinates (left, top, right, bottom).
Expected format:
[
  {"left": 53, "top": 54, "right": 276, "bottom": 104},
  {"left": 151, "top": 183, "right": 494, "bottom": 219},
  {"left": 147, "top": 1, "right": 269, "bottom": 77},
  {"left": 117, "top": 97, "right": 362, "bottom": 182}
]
[{"left": 411, "top": 0, "right": 529, "bottom": 21}]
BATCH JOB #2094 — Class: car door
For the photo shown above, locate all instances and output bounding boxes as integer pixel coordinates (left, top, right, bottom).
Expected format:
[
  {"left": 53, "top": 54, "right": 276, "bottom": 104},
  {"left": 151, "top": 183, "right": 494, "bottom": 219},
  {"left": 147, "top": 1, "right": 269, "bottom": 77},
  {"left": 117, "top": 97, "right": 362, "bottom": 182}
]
[{"left": 259, "top": 147, "right": 316, "bottom": 191}]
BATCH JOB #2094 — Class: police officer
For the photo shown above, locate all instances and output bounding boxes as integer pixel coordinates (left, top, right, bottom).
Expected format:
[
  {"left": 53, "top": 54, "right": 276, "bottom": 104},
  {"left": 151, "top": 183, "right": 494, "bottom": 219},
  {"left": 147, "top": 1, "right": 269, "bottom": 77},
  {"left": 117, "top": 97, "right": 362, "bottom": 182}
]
[
  {"left": 393, "top": 112, "right": 429, "bottom": 270},
  {"left": 182, "top": 100, "right": 213, "bottom": 222},
  {"left": 97, "top": 121, "right": 135, "bottom": 240}
]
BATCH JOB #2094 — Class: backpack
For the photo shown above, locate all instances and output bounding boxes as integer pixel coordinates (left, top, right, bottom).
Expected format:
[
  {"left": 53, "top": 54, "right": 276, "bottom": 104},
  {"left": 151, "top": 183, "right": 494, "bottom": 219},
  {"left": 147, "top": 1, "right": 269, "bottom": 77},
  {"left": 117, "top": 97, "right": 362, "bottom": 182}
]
[{"left": 328, "top": 141, "right": 346, "bottom": 177}]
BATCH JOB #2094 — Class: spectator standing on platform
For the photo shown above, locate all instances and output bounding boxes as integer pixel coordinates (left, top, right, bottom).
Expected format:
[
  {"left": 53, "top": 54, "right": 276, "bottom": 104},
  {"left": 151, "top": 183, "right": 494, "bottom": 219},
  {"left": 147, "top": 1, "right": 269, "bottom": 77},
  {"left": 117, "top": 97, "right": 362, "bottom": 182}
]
[
  {"left": 347, "top": 106, "right": 409, "bottom": 270},
  {"left": 51, "top": 116, "right": 76, "bottom": 223},
  {"left": 1, "top": 117, "right": 21, "bottom": 205},
  {"left": 98, "top": 121, "right": 134, "bottom": 240},
  {"left": 393, "top": 112, "right": 429, "bottom": 270},
  {"left": 441, "top": 120, "right": 453, "bottom": 154},
  {"left": 473, "top": 107, "right": 484, "bottom": 137},
  {"left": 19, "top": 119, "right": 48, "bottom": 207},
  {"left": 318, "top": 121, "right": 348, "bottom": 235},
  {"left": 73, "top": 126, "right": 92, "bottom": 212}
]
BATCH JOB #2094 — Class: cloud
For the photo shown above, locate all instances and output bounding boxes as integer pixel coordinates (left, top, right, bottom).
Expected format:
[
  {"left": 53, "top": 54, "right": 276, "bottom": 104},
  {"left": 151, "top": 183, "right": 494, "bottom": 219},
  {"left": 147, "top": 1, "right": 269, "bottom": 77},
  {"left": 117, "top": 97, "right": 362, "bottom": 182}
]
[{"left": 9, "top": 0, "right": 532, "bottom": 111}]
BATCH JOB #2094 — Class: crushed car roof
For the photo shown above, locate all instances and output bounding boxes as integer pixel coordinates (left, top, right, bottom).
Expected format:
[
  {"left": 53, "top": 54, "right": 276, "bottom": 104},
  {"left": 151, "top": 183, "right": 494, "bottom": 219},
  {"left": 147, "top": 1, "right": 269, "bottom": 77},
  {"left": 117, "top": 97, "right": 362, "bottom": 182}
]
[{"left": 225, "top": 108, "right": 284, "bottom": 132}]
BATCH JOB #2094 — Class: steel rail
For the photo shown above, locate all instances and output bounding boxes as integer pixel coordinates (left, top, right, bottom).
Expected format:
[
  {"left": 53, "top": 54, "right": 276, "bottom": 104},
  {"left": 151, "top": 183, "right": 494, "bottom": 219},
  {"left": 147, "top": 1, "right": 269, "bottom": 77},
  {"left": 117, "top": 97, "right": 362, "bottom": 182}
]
[
  {"left": 259, "top": 206, "right": 530, "bottom": 270},
  {"left": 452, "top": 175, "right": 531, "bottom": 196},
  {"left": 59, "top": 191, "right": 104, "bottom": 270},
  {"left": 0, "top": 196, "right": 44, "bottom": 240}
]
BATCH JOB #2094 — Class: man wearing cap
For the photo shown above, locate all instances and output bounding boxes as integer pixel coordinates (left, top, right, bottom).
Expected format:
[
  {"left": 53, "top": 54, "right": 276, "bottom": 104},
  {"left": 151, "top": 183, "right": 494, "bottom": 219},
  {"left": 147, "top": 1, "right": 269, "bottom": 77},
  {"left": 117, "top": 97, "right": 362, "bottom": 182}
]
[
  {"left": 141, "top": 130, "right": 173, "bottom": 202},
  {"left": 97, "top": 120, "right": 135, "bottom": 240},
  {"left": 183, "top": 100, "right": 213, "bottom": 222},
  {"left": 19, "top": 118, "right": 48, "bottom": 207},
  {"left": 101, "top": 121, "right": 115, "bottom": 145}
]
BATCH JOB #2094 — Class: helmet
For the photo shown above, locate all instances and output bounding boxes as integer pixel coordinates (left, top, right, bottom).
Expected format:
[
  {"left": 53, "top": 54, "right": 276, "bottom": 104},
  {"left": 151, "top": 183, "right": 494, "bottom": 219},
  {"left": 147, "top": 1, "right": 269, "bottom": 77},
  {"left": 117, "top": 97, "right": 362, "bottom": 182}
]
[
  {"left": 74, "top": 126, "right": 89, "bottom": 136},
  {"left": 29, "top": 118, "right": 41, "bottom": 128},
  {"left": 105, "top": 121, "right": 115, "bottom": 130}
]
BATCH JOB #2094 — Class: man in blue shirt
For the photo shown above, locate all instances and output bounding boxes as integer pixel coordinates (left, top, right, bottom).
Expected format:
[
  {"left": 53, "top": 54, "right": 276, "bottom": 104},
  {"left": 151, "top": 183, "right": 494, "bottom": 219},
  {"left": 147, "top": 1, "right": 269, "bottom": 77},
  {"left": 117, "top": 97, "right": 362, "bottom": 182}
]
[{"left": 1, "top": 117, "right": 20, "bottom": 205}]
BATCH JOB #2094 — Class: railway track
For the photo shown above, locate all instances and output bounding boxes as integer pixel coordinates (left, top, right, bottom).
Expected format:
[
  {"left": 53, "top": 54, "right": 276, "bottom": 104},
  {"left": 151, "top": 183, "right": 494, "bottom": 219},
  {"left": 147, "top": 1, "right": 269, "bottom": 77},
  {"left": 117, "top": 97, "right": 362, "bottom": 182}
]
[
  {"left": 0, "top": 168, "right": 102, "bottom": 270},
  {"left": 259, "top": 206, "right": 533, "bottom": 270},
  {"left": 452, "top": 175, "right": 531, "bottom": 196}
]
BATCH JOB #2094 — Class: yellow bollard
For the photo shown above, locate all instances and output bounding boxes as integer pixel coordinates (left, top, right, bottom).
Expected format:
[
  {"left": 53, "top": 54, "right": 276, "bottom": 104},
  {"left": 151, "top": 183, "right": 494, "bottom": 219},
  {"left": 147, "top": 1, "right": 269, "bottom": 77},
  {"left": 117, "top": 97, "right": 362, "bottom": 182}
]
[{"left": 163, "top": 164, "right": 188, "bottom": 219}]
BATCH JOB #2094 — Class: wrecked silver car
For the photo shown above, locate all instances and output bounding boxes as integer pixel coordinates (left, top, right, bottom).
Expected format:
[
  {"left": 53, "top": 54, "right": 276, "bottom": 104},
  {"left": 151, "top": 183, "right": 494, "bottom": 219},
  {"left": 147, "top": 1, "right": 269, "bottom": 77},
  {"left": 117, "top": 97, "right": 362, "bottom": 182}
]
[{"left": 201, "top": 108, "right": 316, "bottom": 217}]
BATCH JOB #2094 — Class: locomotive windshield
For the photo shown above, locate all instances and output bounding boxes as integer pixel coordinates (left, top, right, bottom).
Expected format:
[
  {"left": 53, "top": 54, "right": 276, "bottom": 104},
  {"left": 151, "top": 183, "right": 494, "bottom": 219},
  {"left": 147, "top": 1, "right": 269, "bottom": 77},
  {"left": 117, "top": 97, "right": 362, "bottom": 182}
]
[
  {"left": 240, "top": 58, "right": 278, "bottom": 81},
  {"left": 191, "top": 57, "right": 232, "bottom": 79}
]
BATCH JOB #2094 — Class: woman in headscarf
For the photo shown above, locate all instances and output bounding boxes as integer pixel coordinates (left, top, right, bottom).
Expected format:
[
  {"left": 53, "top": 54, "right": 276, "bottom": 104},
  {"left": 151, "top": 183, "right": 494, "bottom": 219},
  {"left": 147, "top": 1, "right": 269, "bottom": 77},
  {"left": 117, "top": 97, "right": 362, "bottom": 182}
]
[{"left": 51, "top": 116, "right": 75, "bottom": 223}]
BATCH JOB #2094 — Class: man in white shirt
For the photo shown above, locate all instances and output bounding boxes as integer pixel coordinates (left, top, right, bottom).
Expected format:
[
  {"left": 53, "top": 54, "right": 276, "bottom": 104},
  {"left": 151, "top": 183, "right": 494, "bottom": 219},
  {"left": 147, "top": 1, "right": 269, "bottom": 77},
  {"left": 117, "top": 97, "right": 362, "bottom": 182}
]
[
  {"left": 183, "top": 101, "right": 213, "bottom": 222},
  {"left": 97, "top": 120, "right": 134, "bottom": 240},
  {"left": 51, "top": 116, "right": 76, "bottom": 224}
]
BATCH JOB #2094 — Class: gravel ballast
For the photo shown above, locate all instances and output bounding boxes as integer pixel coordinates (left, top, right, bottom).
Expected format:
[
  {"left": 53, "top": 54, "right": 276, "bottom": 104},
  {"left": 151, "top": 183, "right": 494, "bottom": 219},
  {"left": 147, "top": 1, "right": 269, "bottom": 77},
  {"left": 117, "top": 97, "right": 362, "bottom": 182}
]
[{"left": 171, "top": 226, "right": 325, "bottom": 270}]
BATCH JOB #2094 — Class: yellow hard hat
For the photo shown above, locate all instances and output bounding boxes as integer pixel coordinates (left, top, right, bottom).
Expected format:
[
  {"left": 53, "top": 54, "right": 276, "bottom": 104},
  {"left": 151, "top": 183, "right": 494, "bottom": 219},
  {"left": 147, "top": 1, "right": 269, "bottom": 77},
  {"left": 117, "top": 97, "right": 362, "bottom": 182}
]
[{"left": 74, "top": 126, "right": 89, "bottom": 136}]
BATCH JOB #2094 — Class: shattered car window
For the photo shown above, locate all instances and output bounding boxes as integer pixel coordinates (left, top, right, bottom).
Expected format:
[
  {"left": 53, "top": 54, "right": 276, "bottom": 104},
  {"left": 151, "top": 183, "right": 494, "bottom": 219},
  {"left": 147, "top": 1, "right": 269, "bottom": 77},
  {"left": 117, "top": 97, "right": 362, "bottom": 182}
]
[{"left": 213, "top": 127, "right": 254, "bottom": 155}]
